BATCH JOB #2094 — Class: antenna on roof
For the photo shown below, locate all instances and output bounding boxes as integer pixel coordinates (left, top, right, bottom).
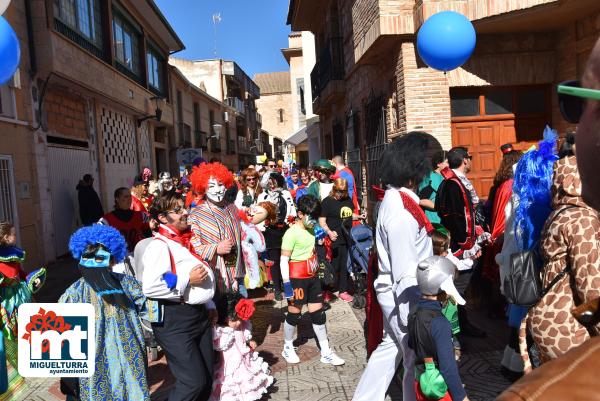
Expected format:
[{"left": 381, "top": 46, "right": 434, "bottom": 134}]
[{"left": 212, "top": 13, "right": 221, "bottom": 57}]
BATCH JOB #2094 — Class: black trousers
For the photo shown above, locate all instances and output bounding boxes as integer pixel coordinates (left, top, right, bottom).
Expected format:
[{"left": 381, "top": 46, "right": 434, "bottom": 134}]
[
  {"left": 331, "top": 244, "right": 349, "bottom": 293},
  {"left": 152, "top": 302, "right": 214, "bottom": 401},
  {"left": 267, "top": 248, "right": 282, "bottom": 293}
]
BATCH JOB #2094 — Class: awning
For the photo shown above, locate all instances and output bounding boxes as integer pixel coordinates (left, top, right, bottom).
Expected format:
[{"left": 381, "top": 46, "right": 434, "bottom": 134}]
[{"left": 284, "top": 126, "right": 307, "bottom": 146}]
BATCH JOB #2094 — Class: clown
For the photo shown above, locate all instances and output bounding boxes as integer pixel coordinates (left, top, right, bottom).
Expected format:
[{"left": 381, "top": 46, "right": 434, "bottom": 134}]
[{"left": 188, "top": 163, "right": 245, "bottom": 307}]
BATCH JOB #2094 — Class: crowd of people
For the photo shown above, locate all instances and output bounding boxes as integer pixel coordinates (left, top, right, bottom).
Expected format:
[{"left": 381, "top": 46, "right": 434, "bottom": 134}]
[{"left": 1, "top": 36, "right": 600, "bottom": 401}]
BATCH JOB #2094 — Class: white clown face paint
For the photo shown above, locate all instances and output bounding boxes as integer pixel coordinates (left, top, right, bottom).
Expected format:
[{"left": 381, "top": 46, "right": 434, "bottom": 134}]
[{"left": 206, "top": 177, "right": 226, "bottom": 203}]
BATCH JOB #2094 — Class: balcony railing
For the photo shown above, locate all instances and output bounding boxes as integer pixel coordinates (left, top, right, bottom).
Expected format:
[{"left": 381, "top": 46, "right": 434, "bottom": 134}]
[
  {"left": 226, "top": 97, "right": 245, "bottom": 115},
  {"left": 194, "top": 130, "right": 207, "bottom": 149},
  {"left": 256, "top": 112, "right": 262, "bottom": 125},
  {"left": 238, "top": 136, "right": 250, "bottom": 153},
  {"left": 311, "top": 37, "right": 344, "bottom": 101}
]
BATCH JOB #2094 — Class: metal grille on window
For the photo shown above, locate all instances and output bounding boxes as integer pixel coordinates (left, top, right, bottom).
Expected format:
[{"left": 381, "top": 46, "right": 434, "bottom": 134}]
[
  {"left": 139, "top": 123, "right": 151, "bottom": 168},
  {"left": 101, "top": 108, "right": 136, "bottom": 165},
  {"left": 54, "top": 0, "right": 103, "bottom": 55},
  {"left": 345, "top": 110, "right": 362, "bottom": 202},
  {"left": 365, "top": 96, "right": 387, "bottom": 203},
  {"left": 0, "top": 156, "right": 18, "bottom": 226}
]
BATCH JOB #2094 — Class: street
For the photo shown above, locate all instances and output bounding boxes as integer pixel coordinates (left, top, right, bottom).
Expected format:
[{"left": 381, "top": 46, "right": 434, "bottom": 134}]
[{"left": 14, "top": 258, "right": 512, "bottom": 401}]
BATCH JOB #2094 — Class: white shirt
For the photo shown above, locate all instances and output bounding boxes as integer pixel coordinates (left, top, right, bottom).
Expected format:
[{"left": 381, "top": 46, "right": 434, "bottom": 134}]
[
  {"left": 374, "top": 187, "right": 433, "bottom": 296},
  {"left": 256, "top": 189, "right": 297, "bottom": 220},
  {"left": 319, "top": 182, "right": 334, "bottom": 201},
  {"left": 139, "top": 226, "right": 215, "bottom": 306}
]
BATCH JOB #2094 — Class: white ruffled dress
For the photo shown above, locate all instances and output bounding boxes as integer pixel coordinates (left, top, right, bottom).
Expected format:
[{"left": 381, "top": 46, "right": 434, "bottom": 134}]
[{"left": 209, "top": 321, "right": 273, "bottom": 401}]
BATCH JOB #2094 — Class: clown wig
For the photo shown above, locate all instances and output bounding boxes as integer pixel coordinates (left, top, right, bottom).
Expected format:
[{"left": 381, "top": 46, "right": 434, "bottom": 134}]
[
  {"left": 69, "top": 224, "right": 127, "bottom": 263},
  {"left": 512, "top": 126, "right": 558, "bottom": 250},
  {"left": 189, "top": 162, "right": 234, "bottom": 197}
]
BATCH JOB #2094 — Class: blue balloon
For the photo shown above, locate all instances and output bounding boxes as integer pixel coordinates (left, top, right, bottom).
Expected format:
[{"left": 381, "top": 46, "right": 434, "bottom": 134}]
[
  {"left": 0, "top": 16, "right": 20, "bottom": 85},
  {"left": 417, "top": 11, "right": 476, "bottom": 72}
]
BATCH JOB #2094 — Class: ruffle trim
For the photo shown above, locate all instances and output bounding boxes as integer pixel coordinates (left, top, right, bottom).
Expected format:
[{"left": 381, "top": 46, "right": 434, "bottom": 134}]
[
  {"left": 213, "top": 326, "right": 236, "bottom": 351},
  {"left": 213, "top": 358, "right": 273, "bottom": 401},
  {"left": 0, "top": 247, "right": 25, "bottom": 263}
]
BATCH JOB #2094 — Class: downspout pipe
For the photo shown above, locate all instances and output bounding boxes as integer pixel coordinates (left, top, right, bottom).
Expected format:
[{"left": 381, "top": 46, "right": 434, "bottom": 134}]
[{"left": 24, "top": 0, "right": 37, "bottom": 77}]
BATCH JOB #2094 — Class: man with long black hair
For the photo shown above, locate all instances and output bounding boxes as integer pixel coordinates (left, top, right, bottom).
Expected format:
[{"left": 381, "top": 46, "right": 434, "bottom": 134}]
[{"left": 354, "top": 132, "right": 435, "bottom": 401}]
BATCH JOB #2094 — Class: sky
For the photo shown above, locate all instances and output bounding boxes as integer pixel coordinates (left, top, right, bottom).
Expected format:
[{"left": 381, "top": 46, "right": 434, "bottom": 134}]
[{"left": 155, "top": 0, "right": 292, "bottom": 78}]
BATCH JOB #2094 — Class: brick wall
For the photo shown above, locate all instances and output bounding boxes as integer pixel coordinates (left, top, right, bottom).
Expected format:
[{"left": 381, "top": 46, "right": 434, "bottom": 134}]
[{"left": 45, "top": 88, "right": 88, "bottom": 139}]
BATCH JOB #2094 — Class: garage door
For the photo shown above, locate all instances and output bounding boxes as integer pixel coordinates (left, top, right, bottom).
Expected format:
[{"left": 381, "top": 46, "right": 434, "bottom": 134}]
[
  {"left": 47, "top": 146, "right": 96, "bottom": 256},
  {"left": 100, "top": 107, "right": 138, "bottom": 206}
]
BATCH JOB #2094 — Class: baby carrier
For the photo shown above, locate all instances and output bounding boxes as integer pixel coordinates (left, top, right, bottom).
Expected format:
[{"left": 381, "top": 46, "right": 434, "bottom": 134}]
[{"left": 342, "top": 222, "right": 373, "bottom": 309}]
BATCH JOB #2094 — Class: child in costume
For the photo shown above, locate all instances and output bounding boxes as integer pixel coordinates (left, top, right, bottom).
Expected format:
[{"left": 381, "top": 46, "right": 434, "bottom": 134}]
[
  {"left": 60, "top": 225, "right": 150, "bottom": 401},
  {"left": 240, "top": 203, "right": 274, "bottom": 290},
  {"left": 0, "top": 221, "right": 45, "bottom": 399},
  {"left": 210, "top": 292, "right": 273, "bottom": 401},
  {"left": 408, "top": 256, "right": 469, "bottom": 401}
]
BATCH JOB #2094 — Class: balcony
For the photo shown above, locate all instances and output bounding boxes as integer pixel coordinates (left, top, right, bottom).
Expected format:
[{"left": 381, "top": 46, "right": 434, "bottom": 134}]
[
  {"left": 311, "top": 37, "right": 345, "bottom": 113},
  {"left": 226, "top": 97, "right": 246, "bottom": 115},
  {"left": 238, "top": 136, "right": 252, "bottom": 154},
  {"left": 256, "top": 112, "right": 262, "bottom": 126},
  {"left": 194, "top": 130, "right": 207, "bottom": 150}
]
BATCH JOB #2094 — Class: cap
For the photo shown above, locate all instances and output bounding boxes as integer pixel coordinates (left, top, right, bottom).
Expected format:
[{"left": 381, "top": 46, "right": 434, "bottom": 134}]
[
  {"left": 500, "top": 143, "right": 514, "bottom": 155},
  {"left": 313, "top": 159, "right": 335, "bottom": 173},
  {"left": 417, "top": 256, "right": 466, "bottom": 305}
]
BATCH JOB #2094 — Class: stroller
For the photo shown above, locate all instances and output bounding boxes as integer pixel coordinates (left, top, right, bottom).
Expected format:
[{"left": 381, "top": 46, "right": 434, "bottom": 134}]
[{"left": 342, "top": 222, "right": 374, "bottom": 309}]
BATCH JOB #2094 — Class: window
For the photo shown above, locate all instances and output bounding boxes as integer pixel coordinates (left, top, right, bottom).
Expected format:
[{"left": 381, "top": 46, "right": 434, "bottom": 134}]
[
  {"left": 112, "top": 11, "right": 140, "bottom": 77},
  {"left": 193, "top": 102, "right": 201, "bottom": 131},
  {"left": 147, "top": 46, "right": 164, "bottom": 93},
  {"left": 516, "top": 88, "right": 546, "bottom": 115},
  {"left": 54, "top": 0, "right": 103, "bottom": 49},
  {"left": 451, "top": 93, "right": 479, "bottom": 117},
  {"left": 485, "top": 90, "right": 512, "bottom": 115},
  {"left": 278, "top": 108, "right": 284, "bottom": 123},
  {"left": 0, "top": 84, "right": 15, "bottom": 119}
]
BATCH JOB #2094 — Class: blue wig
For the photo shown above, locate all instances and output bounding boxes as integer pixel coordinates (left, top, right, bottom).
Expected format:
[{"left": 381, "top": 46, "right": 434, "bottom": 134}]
[
  {"left": 68, "top": 225, "right": 127, "bottom": 263},
  {"left": 512, "top": 126, "right": 558, "bottom": 250}
]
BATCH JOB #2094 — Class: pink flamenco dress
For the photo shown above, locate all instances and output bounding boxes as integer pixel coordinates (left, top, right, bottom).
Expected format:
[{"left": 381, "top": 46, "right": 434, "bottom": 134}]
[{"left": 209, "top": 321, "right": 273, "bottom": 401}]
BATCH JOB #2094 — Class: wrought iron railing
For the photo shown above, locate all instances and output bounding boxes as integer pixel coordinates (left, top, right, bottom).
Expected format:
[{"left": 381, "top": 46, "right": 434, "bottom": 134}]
[
  {"left": 310, "top": 37, "right": 344, "bottom": 101},
  {"left": 226, "top": 97, "right": 245, "bottom": 115}
]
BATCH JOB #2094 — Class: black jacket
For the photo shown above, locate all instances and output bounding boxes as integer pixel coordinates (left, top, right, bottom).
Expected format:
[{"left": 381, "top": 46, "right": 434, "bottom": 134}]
[
  {"left": 435, "top": 177, "right": 475, "bottom": 251},
  {"left": 77, "top": 182, "right": 104, "bottom": 225}
]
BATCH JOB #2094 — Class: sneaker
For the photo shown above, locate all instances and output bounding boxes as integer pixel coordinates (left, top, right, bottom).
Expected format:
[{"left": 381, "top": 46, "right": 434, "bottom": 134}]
[
  {"left": 274, "top": 290, "right": 283, "bottom": 301},
  {"left": 282, "top": 346, "right": 300, "bottom": 364},
  {"left": 320, "top": 351, "right": 345, "bottom": 366},
  {"left": 339, "top": 292, "right": 354, "bottom": 302}
]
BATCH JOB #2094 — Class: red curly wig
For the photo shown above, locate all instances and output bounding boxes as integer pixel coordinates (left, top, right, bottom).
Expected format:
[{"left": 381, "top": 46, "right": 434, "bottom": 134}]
[{"left": 189, "top": 162, "right": 234, "bottom": 197}]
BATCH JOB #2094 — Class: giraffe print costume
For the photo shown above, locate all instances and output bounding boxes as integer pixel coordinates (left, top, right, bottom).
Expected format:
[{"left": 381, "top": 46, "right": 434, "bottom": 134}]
[{"left": 520, "top": 156, "right": 600, "bottom": 369}]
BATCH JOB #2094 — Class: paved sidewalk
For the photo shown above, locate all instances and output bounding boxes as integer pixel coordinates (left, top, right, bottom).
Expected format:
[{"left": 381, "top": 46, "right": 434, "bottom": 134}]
[{"left": 11, "top": 257, "right": 513, "bottom": 401}]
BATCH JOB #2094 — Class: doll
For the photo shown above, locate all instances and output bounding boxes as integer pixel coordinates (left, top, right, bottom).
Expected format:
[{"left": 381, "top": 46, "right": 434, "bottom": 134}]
[
  {"left": 0, "top": 221, "right": 45, "bottom": 398},
  {"left": 240, "top": 202, "right": 276, "bottom": 289},
  {"left": 209, "top": 292, "right": 273, "bottom": 401}
]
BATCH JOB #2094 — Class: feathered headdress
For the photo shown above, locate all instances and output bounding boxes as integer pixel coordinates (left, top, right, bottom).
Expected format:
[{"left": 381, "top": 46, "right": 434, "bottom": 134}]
[
  {"left": 189, "top": 162, "right": 234, "bottom": 197},
  {"left": 512, "top": 126, "right": 558, "bottom": 250},
  {"left": 69, "top": 225, "right": 127, "bottom": 263}
]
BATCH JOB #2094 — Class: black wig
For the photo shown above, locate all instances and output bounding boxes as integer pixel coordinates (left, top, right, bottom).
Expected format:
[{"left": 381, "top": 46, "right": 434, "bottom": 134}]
[{"left": 378, "top": 131, "right": 437, "bottom": 189}]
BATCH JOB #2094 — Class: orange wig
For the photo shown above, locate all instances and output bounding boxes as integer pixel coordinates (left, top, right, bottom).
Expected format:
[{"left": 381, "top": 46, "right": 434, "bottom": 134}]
[{"left": 189, "top": 162, "right": 234, "bottom": 197}]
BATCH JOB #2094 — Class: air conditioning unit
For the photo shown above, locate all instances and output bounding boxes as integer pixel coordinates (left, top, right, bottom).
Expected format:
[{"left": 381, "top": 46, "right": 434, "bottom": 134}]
[{"left": 223, "top": 111, "right": 229, "bottom": 122}]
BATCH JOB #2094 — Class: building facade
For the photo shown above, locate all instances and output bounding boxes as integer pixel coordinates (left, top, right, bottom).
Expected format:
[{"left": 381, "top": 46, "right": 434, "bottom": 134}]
[
  {"left": 288, "top": 0, "right": 600, "bottom": 208},
  {"left": 169, "top": 58, "right": 264, "bottom": 169},
  {"left": 254, "top": 71, "right": 293, "bottom": 161}
]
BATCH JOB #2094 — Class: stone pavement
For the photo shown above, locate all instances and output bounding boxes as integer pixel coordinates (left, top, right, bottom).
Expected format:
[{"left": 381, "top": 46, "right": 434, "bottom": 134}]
[{"left": 12, "top": 258, "right": 514, "bottom": 400}]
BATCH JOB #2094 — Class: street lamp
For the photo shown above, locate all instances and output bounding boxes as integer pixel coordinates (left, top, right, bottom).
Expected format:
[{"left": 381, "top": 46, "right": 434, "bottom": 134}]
[
  {"left": 137, "top": 96, "right": 164, "bottom": 127},
  {"left": 211, "top": 123, "right": 222, "bottom": 140}
]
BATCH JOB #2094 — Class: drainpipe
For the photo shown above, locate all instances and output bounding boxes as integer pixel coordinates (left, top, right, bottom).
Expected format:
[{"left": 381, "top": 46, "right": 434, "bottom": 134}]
[{"left": 25, "top": 0, "right": 37, "bottom": 77}]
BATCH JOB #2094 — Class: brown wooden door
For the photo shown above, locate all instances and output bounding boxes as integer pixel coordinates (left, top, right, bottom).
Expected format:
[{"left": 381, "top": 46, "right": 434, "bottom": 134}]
[{"left": 452, "top": 119, "right": 516, "bottom": 199}]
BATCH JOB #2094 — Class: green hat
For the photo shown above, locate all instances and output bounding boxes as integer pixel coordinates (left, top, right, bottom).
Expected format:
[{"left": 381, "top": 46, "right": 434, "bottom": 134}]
[{"left": 313, "top": 159, "right": 335, "bottom": 173}]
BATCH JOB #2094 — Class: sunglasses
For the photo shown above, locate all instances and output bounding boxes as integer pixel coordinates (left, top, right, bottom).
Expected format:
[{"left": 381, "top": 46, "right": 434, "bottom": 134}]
[
  {"left": 557, "top": 80, "right": 600, "bottom": 123},
  {"left": 268, "top": 164, "right": 276, "bottom": 168},
  {"left": 246, "top": 177, "right": 257, "bottom": 182}
]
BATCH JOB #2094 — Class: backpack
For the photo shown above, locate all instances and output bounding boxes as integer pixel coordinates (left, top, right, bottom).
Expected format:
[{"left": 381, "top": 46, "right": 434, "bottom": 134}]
[
  {"left": 503, "top": 205, "right": 576, "bottom": 307},
  {"left": 275, "top": 190, "right": 288, "bottom": 224}
]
